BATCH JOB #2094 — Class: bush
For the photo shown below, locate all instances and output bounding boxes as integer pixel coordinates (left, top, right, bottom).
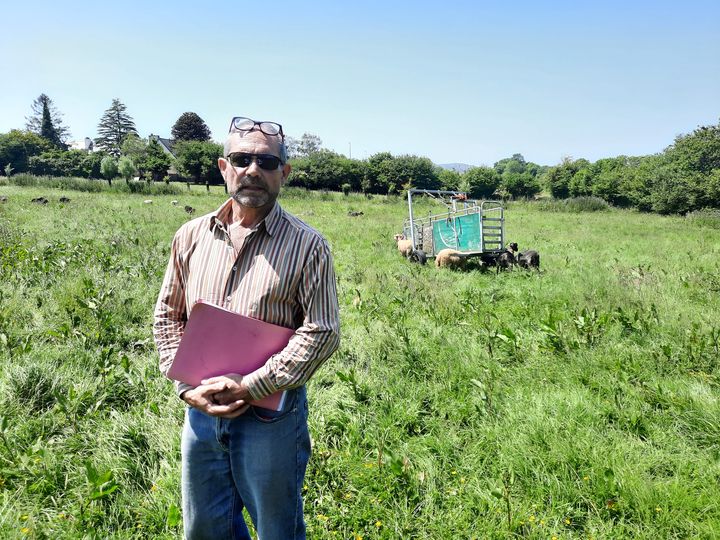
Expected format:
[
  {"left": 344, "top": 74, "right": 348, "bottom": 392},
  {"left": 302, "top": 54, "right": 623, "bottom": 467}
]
[
  {"left": 536, "top": 196, "right": 610, "bottom": 213},
  {"left": 121, "top": 181, "right": 182, "bottom": 195},
  {"left": 685, "top": 208, "right": 720, "bottom": 229}
]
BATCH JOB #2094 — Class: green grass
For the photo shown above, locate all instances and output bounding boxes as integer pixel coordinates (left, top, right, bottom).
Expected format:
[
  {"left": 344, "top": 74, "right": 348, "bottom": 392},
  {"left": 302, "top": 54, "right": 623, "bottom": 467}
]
[{"left": 0, "top": 185, "right": 719, "bottom": 538}]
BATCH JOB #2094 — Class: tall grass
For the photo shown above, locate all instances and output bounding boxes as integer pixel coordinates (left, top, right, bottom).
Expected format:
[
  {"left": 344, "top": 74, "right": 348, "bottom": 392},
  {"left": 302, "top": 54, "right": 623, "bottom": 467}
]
[{"left": 0, "top": 185, "right": 718, "bottom": 538}]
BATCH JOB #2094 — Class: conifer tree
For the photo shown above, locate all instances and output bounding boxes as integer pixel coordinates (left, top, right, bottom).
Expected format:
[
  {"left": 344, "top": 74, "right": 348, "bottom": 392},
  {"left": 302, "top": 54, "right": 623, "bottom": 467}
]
[
  {"left": 95, "top": 98, "right": 138, "bottom": 156},
  {"left": 25, "top": 93, "right": 69, "bottom": 146},
  {"left": 171, "top": 112, "right": 212, "bottom": 141}
]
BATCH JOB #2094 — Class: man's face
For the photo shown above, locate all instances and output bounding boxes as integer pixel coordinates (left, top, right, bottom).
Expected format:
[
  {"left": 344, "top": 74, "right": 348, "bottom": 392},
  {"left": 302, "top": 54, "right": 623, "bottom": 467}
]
[{"left": 218, "top": 131, "right": 291, "bottom": 210}]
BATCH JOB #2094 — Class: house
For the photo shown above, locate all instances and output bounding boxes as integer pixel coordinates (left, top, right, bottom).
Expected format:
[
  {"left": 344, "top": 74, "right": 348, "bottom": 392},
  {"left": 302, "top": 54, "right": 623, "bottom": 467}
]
[{"left": 68, "top": 137, "right": 94, "bottom": 152}]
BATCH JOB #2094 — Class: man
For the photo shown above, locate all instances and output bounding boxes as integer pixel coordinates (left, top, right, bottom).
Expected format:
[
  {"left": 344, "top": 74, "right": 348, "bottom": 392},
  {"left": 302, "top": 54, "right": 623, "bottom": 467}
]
[{"left": 153, "top": 116, "right": 340, "bottom": 539}]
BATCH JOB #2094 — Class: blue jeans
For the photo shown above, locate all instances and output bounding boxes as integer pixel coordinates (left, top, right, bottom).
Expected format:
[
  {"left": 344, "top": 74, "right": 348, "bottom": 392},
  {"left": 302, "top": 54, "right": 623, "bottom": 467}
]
[{"left": 181, "top": 387, "right": 310, "bottom": 540}]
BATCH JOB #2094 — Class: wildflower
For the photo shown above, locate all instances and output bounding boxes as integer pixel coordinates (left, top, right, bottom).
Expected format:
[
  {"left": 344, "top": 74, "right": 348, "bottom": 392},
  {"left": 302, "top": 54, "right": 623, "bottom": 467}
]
[
  {"left": 344, "top": 493, "right": 353, "bottom": 500},
  {"left": 150, "top": 484, "right": 157, "bottom": 491},
  {"left": 20, "top": 515, "right": 28, "bottom": 521},
  {"left": 20, "top": 528, "right": 30, "bottom": 534},
  {"left": 451, "top": 470, "right": 457, "bottom": 475},
  {"left": 540, "top": 519, "right": 546, "bottom": 526},
  {"left": 552, "top": 537, "right": 559, "bottom": 540},
  {"left": 460, "top": 477, "right": 466, "bottom": 484},
  {"left": 363, "top": 463, "right": 374, "bottom": 468},
  {"left": 565, "top": 518, "right": 571, "bottom": 525},
  {"left": 655, "top": 506, "right": 662, "bottom": 512},
  {"left": 583, "top": 476, "right": 589, "bottom": 481},
  {"left": 354, "top": 535, "right": 363, "bottom": 540},
  {"left": 317, "top": 514, "right": 329, "bottom": 522},
  {"left": 528, "top": 515, "right": 536, "bottom": 522},
  {"left": 375, "top": 520, "right": 382, "bottom": 528}
]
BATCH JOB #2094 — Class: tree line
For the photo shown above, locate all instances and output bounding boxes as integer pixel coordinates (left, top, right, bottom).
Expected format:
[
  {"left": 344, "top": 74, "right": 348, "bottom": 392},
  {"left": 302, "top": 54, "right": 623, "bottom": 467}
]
[{"left": 1, "top": 93, "right": 718, "bottom": 214}]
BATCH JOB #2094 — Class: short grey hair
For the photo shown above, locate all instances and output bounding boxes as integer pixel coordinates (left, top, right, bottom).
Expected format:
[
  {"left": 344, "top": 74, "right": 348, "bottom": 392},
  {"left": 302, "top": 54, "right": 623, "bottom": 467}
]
[{"left": 223, "top": 131, "right": 288, "bottom": 164}]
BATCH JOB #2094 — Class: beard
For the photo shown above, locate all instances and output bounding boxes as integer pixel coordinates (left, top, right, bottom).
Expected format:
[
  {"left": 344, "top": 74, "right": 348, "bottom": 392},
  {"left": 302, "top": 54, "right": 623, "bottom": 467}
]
[{"left": 230, "top": 178, "right": 278, "bottom": 208}]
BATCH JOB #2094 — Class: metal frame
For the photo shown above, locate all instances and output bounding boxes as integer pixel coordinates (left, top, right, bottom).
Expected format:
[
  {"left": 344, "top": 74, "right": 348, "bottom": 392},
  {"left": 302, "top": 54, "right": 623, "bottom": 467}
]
[{"left": 402, "top": 189, "right": 505, "bottom": 259}]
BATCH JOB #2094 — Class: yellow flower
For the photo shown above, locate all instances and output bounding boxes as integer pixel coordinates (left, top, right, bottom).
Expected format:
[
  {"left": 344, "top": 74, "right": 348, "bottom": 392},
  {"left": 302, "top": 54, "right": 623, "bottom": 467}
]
[
  {"left": 528, "top": 515, "right": 536, "bottom": 522},
  {"left": 21, "top": 528, "right": 30, "bottom": 534},
  {"left": 375, "top": 520, "right": 382, "bottom": 528},
  {"left": 540, "top": 519, "right": 546, "bottom": 526},
  {"left": 583, "top": 476, "right": 589, "bottom": 481},
  {"left": 354, "top": 535, "right": 363, "bottom": 540},
  {"left": 363, "top": 463, "right": 374, "bottom": 468},
  {"left": 317, "top": 514, "right": 329, "bottom": 522},
  {"left": 552, "top": 537, "right": 559, "bottom": 540},
  {"left": 655, "top": 506, "right": 662, "bottom": 512},
  {"left": 565, "top": 518, "right": 571, "bottom": 524},
  {"left": 20, "top": 515, "right": 28, "bottom": 521},
  {"left": 150, "top": 484, "right": 157, "bottom": 491}
]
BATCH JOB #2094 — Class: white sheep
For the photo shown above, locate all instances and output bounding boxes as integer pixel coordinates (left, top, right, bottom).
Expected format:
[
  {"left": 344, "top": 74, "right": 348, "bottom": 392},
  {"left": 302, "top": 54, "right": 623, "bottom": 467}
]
[
  {"left": 394, "top": 233, "right": 413, "bottom": 257},
  {"left": 143, "top": 199, "right": 153, "bottom": 204},
  {"left": 435, "top": 248, "right": 465, "bottom": 269}
]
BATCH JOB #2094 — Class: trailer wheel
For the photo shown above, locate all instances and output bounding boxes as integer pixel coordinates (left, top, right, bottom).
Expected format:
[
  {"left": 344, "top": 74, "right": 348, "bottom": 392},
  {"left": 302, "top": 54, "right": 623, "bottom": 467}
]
[{"left": 408, "top": 249, "right": 427, "bottom": 265}]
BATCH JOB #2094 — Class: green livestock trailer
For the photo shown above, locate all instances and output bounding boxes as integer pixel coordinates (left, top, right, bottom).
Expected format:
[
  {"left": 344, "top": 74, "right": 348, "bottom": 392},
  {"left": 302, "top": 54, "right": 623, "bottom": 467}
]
[{"left": 402, "top": 189, "right": 506, "bottom": 265}]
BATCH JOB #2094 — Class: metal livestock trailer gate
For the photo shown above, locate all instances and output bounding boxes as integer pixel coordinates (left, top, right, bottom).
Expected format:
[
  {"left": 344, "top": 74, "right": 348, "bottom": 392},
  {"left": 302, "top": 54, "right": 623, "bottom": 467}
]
[{"left": 402, "top": 189, "right": 506, "bottom": 265}]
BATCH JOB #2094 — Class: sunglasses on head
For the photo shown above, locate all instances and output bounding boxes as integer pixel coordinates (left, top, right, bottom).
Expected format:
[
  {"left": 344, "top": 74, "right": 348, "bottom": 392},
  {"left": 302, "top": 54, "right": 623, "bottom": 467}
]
[
  {"left": 227, "top": 152, "right": 283, "bottom": 171},
  {"left": 228, "top": 117, "right": 284, "bottom": 140}
]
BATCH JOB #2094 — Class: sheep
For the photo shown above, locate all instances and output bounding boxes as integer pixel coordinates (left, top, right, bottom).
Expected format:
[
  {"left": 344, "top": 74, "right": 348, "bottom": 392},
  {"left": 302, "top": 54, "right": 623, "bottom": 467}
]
[
  {"left": 435, "top": 248, "right": 465, "bottom": 269},
  {"left": 0, "top": 196, "right": 7, "bottom": 203},
  {"left": 347, "top": 211, "right": 364, "bottom": 217},
  {"left": 143, "top": 199, "right": 153, "bottom": 204},
  {"left": 495, "top": 242, "right": 518, "bottom": 273},
  {"left": 394, "top": 233, "right": 413, "bottom": 257},
  {"left": 171, "top": 200, "right": 179, "bottom": 206},
  {"left": 31, "top": 197, "right": 49, "bottom": 205},
  {"left": 496, "top": 251, "right": 516, "bottom": 273},
  {"left": 59, "top": 196, "right": 71, "bottom": 203},
  {"left": 184, "top": 205, "right": 196, "bottom": 215},
  {"left": 517, "top": 249, "right": 540, "bottom": 270}
]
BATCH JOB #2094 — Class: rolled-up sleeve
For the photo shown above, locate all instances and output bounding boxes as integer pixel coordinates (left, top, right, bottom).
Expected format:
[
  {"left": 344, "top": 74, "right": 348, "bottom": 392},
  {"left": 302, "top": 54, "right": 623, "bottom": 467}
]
[{"left": 242, "top": 239, "right": 340, "bottom": 400}]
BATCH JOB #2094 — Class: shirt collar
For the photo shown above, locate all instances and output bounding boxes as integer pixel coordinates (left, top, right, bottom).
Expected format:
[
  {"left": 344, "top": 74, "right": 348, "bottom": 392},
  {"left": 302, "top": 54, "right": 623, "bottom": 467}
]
[{"left": 209, "top": 199, "right": 282, "bottom": 237}]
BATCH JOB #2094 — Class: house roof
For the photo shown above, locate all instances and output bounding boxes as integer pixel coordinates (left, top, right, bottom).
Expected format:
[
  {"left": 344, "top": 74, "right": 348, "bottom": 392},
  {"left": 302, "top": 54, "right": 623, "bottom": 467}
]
[{"left": 149, "top": 134, "right": 176, "bottom": 157}]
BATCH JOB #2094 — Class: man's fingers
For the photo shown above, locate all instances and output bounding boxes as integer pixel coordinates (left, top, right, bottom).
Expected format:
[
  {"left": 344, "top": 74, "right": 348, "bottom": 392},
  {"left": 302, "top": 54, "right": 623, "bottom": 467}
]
[
  {"left": 206, "top": 400, "right": 246, "bottom": 416},
  {"left": 220, "top": 404, "right": 251, "bottom": 419}
]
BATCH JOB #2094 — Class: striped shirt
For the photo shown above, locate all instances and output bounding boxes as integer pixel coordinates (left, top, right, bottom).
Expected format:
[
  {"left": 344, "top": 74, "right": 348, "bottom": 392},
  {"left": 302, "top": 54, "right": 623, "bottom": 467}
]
[{"left": 153, "top": 198, "right": 340, "bottom": 400}]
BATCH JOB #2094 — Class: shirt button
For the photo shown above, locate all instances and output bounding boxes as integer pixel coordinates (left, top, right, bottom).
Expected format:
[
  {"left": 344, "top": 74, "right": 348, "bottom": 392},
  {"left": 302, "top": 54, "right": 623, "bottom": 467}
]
[
  {"left": 226, "top": 295, "right": 232, "bottom": 301},
  {"left": 232, "top": 266, "right": 237, "bottom": 272}
]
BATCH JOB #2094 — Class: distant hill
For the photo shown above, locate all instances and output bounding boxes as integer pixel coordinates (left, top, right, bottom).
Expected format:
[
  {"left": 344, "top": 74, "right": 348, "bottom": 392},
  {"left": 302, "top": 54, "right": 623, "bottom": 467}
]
[{"left": 437, "top": 162, "right": 473, "bottom": 173}]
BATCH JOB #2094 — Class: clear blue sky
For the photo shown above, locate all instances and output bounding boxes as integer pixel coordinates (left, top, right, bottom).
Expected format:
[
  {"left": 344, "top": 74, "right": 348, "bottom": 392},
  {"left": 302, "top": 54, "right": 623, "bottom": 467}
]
[{"left": 1, "top": 0, "right": 718, "bottom": 166}]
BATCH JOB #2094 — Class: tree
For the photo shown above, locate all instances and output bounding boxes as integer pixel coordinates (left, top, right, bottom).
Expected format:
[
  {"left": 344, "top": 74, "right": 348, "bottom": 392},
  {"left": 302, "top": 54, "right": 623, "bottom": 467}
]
[
  {"left": 25, "top": 94, "right": 70, "bottom": 145},
  {"left": 95, "top": 99, "right": 138, "bottom": 156},
  {"left": 118, "top": 156, "right": 135, "bottom": 184},
  {"left": 120, "top": 133, "right": 147, "bottom": 173},
  {"left": 174, "top": 140, "right": 223, "bottom": 186},
  {"left": 171, "top": 112, "right": 212, "bottom": 142},
  {"left": 0, "top": 130, "right": 52, "bottom": 174},
  {"left": 142, "top": 139, "right": 171, "bottom": 182},
  {"left": 461, "top": 167, "right": 500, "bottom": 199},
  {"left": 100, "top": 156, "right": 118, "bottom": 186},
  {"left": 287, "top": 133, "right": 323, "bottom": 158}
]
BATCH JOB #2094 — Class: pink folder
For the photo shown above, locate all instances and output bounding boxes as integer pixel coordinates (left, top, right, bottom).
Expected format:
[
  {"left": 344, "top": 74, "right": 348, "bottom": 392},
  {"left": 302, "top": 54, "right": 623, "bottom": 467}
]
[{"left": 167, "top": 300, "right": 295, "bottom": 411}]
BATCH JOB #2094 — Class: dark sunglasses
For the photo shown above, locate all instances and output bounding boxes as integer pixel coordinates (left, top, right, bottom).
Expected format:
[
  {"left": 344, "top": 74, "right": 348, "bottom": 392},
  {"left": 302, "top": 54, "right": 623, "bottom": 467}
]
[{"left": 227, "top": 152, "right": 283, "bottom": 171}]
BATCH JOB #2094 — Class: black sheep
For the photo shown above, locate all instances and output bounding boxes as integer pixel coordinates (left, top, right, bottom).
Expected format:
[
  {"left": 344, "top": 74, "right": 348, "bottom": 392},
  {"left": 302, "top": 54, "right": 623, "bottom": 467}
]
[{"left": 517, "top": 250, "right": 540, "bottom": 270}]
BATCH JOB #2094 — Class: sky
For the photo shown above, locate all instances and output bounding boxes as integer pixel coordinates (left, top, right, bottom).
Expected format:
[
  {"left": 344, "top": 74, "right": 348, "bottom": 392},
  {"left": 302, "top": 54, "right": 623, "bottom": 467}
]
[{"left": 1, "top": 0, "right": 718, "bottom": 166}]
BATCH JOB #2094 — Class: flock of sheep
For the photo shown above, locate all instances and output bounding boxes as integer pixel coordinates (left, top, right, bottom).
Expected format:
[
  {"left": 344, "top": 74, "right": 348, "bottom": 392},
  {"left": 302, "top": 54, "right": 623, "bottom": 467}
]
[{"left": 394, "top": 233, "right": 540, "bottom": 271}]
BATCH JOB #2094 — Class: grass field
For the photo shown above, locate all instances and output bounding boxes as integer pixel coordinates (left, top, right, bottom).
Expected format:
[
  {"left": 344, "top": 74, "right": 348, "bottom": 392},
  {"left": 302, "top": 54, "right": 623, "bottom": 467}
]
[{"left": 0, "top": 184, "right": 719, "bottom": 539}]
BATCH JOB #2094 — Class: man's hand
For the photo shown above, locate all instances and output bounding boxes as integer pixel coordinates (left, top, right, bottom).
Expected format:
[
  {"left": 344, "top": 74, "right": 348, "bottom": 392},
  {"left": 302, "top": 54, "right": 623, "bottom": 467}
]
[{"left": 182, "top": 373, "right": 251, "bottom": 418}]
